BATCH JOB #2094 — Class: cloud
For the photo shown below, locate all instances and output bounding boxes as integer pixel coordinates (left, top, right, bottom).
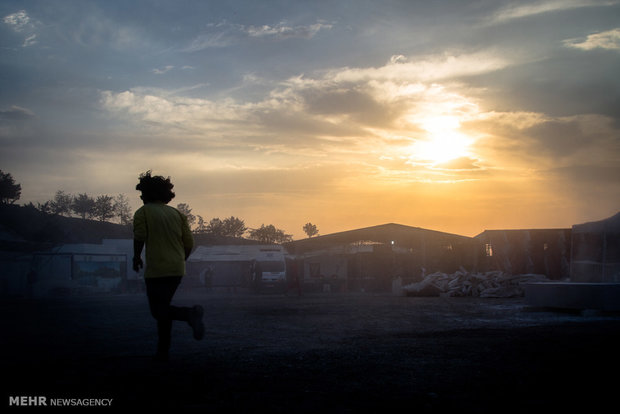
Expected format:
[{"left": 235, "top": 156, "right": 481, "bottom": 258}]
[
  {"left": 184, "top": 20, "right": 333, "bottom": 51},
  {"left": 2, "top": 10, "right": 38, "bottom": 47},
  {"left": 152, "top": 65, "right": 175, "bottom": 75},
  {"left": 193, "top": 165, "right": 342, "bottom": 195},
  {"left": 3, "top": 10, "right": 30, "bottom": 31},
  {"left": 432, "top": 157, "right": 483, "bottom": 171},
  {"left": 523, "top": 119, "right": 590, "bottom": 156},
  {"left": 0, "top": 105, "right": 35, "bottom": 121},
  {"left": 326, "top": 53, "right": 509, "bottom": 84},
  {"left": 0, "top": 106, "right": 36, "bottom": 142},
  {"left": 103, "top": 53, "right": 494, "bottom": 139},
  {"left": 100, "top": 53, "right": 511, "bottom": 170},
  {"left": 100, "top": 48, "right": 619, "bottom": 194},
  {"left": 366, "top": 155, "right": 487, "bottom": 185},
  {"left": 489, "top": 0, "right": 619, "bottom": 24},
  {"left": 564, "top": 28, "right": 620, "bottom": 51},
  {"left": 469, "top": 112, "right": 620, "bottom": 178},
  {"left": 22, "top": 34, "right": 37, "bottom": 47},
  {"left": 245, "top": 21, "right": 332, "bottom": 39},
  {"left": 301, "top": 88, "right": 399, "bottom": 126},
  {"left": 101, "top": 90, "right": 244, "bottom": 126},
  {"left": 184, "top": 23, "right": 237, "bottom": 51},
  {"left": 548, "top": 164, "right": 620, "bottom": 185}
]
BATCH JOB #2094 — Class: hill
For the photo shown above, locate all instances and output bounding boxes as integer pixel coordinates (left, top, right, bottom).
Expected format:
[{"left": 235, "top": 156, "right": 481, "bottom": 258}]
[
  {"left": 0, "top": 204, "right": 132, "bottom": 249},
  {"left": 0, "top": 204, "right": 259, "bottom": 250}
]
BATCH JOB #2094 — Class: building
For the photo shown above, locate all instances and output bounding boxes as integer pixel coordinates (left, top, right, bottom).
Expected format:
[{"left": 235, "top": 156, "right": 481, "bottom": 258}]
[
  {"left": 284, "top": 223, "right": 480, "bottom": 293},
  {"left": 187, "top": 244, "right": 285, "bottom": 292},
  {"left": 1, "top": 239, "right": 136, "bottom": 297},
  {"left": 5, "top": 210, "right": 618, "bottom": 299},
  {"left": 570, "top": 211, "right": 620, "bottom": 282},
  {"left": 475, "top": 229, "right": 571, "bottom": 280},
  {"left": 524, "top": 211, "right": 620, "bottom": 311}
]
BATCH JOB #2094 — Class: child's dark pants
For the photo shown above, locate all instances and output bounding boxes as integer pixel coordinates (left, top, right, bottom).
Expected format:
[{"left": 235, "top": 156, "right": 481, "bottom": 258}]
[{"left": 145, "top": 276, "right": 191, "bottom": 355}]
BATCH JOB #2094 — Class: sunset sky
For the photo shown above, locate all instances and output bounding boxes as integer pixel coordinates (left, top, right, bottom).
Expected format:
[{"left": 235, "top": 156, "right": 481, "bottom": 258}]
[{"left": 1, "top": 0, "right": 619, "bottom": 239}]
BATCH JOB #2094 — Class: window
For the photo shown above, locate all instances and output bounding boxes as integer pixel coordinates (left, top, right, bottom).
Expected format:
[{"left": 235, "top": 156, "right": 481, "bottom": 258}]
[
  {"left": 485, "top": 243, "right": 493, "bottom": 257},
  {"left": 259, "top": 261, "right": 285, "bottom": 272},
  {"left": 73, "top": 254, "right": 126, "bottom": 279}
]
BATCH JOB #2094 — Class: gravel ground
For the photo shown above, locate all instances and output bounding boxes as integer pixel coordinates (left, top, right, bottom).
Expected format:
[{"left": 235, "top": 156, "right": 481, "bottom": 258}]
[{"left": 3, "top": 291, "right": 620, "bottom": 412}]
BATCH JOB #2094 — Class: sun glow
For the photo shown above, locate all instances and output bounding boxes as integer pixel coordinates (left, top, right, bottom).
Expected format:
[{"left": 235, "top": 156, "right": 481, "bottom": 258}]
[{"left": 410, "top": 116, "right": 472, "bottom": 164}]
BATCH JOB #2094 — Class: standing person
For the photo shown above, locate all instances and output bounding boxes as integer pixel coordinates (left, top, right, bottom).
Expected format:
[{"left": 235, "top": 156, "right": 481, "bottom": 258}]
[
  {"left": 199, "top": 265, "right": 214, "bottom": 292},
  {"left": 252, "top": 260, "right": 262, "bottom": 294},
  {"left": 132, "top": 171, "right": 204, "bottom": 362}
]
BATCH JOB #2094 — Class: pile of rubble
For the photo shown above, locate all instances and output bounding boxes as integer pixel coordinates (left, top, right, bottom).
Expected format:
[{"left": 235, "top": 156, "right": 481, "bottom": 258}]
[{"left": 401, "top": 269, "right": 549, "bottom": 298}]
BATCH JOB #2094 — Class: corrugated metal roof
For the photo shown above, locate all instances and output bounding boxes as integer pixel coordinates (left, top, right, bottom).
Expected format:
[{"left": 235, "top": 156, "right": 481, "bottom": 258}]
[
  {"left": 188, "top": 244, "right": 283, "bottom": 262},
  {"left": 284, "top": 223, "right": 473, "bottom": 254}
]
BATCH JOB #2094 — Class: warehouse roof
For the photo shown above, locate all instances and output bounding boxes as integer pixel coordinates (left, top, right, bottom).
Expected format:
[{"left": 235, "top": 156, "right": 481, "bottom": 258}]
[{"left": 284, "top": 223, "right": 473, "bottom": 255}]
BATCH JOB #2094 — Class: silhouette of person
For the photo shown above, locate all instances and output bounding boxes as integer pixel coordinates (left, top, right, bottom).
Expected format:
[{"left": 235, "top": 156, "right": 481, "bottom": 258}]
[
  {"left": 132, "top": 170, "right": 204, "bottom": 362},
  {"left": 252, "top": 260, "right": 262, "bottom": 293},
  {"left": 287, "top": 259, "right": 302, "bottom": 297},
  {"left": 199, "top": 265, "right": 214, "bottom": 292}
]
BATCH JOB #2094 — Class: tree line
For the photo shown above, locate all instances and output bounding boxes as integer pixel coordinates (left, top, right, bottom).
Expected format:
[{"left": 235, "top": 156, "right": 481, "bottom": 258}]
[
  {"left": 36, "top": 190, "right": 133, "bottom": 225},
  {"left": 1, "top": 170, "right": 320, "bottom": 243},
  {"left": 175, "top": 203, "right": 319, "bottom": 243}
]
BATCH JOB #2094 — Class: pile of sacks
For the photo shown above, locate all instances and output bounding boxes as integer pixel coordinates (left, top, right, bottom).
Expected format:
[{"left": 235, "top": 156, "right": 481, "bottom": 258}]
[{"left": 401, "top": 269, "right": 549, "bottom": 298}]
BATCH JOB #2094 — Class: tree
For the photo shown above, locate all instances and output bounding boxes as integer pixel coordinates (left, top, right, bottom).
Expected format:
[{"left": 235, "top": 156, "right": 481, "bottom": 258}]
[
  {"left": 114, "top": 194, "right": 132, "bottom": 225},
  {"left": 222, "top": 216, "right": 247, "bottom": 238},
  {"left": 50, "top": 190, "right": 73, "bottom": 216},
  {"left": 248, "top": 224, "right": 293, "bottom": 244},
  {"left": 176, "top": 203, "right": 196, "bottom": 228},
  {"left": 194, "top": 215, "right": 208, "bottom": 233},
  {"left": 206, "top": 218, "right": 225, "bottom": 236},
  {"left": 303, "top": 222, "right": 319, "bottom": 238},
  {"left": 202, "top": 216, "right": 248, "bottom": 237},
  {"left": 0, "top": 170, "right": 21, "bottom": 204},
  {"left": 36, "top": 201, "right": 52, "bottom": 214},
  {"left": 72, "top": 193, "right": 95, "bottom": 219},
  {"left": 93, "top": 195, "right": 115, "bottom": 222}
]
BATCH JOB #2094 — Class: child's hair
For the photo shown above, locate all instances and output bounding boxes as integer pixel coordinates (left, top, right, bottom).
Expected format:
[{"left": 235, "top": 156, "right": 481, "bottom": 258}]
[{"left": 135, "top": 170, "right": 175, "bottom": 204}]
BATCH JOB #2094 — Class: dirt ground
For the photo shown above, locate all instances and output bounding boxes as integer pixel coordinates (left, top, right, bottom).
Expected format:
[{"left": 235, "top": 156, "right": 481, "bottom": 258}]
[{"left": 3, "top": 290, "right": 620, "bottom": 412}]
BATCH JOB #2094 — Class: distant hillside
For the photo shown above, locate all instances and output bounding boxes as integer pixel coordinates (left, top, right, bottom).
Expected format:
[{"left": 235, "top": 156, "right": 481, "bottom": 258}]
[
  {"left": 0, "top": 204, "right": 132, "bottom": 247},
  {"left": 0, "top": 204, "right": 259, "bottom": 249}
]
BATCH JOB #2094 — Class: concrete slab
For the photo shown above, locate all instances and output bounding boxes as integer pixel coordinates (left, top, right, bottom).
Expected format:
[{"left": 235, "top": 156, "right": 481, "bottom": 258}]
[{"left": 524, "top": 282, "right": 620, "bottom": 311}]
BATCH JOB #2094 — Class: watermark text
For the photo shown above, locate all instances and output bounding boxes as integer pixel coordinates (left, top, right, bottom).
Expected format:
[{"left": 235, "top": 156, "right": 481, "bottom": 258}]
[{"left": 9, "top": 396, "right": 113, "bottom": 407}]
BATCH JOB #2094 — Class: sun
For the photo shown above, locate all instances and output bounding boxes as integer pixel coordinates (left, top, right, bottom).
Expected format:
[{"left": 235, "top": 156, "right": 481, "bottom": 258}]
[{"left": 410, "top": 116, "right": 471, "bottom": 164}]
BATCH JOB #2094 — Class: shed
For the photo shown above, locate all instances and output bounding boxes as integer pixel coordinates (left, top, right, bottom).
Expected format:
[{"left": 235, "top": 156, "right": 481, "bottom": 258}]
[
  {"left": 475, "top": 229, "right": 571, "bottom": 280},
  {"left": 284, "top": 223, "right": 479, "bottom": 292}
]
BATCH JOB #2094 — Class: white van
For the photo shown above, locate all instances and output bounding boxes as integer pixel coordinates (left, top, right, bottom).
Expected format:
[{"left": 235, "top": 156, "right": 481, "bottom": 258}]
[{"left": 255, "top": 248, "right": 286, "bottom": 291}]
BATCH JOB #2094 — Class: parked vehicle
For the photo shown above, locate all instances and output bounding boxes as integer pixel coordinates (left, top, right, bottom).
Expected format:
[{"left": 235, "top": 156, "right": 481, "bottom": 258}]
[{"left": 255, "top": 248, "right": 286, "bottom": 292}]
